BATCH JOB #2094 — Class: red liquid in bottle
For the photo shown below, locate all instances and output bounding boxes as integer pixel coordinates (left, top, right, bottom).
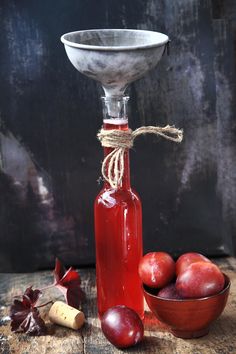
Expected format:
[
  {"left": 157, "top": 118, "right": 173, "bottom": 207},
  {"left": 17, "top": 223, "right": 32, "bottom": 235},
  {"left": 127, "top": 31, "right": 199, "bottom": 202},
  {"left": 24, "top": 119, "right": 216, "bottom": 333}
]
[{"left": 94, "top": 119, "right": 144, "bottom": 319}]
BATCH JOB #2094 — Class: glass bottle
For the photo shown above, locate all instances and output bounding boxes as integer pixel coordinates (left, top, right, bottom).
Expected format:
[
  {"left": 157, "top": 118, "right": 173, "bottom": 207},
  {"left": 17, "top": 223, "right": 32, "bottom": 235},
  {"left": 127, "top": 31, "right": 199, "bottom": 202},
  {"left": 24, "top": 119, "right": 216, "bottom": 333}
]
[{"left": 94, "top": 96, "right": 144, "bottom": 319}]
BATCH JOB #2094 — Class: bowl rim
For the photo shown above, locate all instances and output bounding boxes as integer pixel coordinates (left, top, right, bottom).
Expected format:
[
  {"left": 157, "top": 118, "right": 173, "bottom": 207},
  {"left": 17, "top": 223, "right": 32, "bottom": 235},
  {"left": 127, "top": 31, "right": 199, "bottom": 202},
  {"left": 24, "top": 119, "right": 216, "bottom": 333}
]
[
  {"left": 60, "top": 29, "right": 169, "bottom": 51},
  {"left": 142, "top": 273, "right": 230, "bottom": 302}
]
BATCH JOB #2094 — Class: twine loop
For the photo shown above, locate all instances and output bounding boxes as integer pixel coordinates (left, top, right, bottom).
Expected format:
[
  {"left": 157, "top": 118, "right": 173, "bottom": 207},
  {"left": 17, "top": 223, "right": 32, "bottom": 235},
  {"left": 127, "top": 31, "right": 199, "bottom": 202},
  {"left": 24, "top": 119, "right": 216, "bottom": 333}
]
[{"left": 97, "top": 125, "right": 183, "bottom": 189}]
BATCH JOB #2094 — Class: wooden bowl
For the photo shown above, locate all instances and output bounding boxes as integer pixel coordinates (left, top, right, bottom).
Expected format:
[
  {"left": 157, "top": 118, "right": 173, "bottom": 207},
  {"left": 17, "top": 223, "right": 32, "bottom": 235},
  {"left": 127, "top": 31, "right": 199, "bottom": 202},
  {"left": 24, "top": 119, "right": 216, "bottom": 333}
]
[{"left": 143, "top": 274, "right": 230, "bottom": 339}]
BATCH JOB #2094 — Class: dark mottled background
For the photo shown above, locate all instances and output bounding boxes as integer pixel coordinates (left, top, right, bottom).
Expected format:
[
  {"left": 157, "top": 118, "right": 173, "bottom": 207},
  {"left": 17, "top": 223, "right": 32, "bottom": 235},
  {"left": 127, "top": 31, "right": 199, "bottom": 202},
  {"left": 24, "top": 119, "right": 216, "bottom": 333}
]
[{"left": 0, "top": 0, "right": 235, "bottom": 271}]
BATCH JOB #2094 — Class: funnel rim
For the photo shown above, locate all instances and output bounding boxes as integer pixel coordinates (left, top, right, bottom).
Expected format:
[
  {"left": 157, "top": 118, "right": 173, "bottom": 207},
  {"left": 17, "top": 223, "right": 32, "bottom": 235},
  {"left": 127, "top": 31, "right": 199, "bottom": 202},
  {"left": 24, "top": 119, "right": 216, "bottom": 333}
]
[{"left": 60, "top": 29, "right": 169, "bottom": 51}]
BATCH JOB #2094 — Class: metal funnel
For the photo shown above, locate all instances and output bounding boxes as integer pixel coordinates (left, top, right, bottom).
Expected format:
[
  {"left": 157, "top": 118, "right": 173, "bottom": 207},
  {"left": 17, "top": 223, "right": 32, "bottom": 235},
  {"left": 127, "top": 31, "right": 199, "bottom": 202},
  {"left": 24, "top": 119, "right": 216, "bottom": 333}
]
[{"left": 61, "top": 29, "right": 169, "bottom": 97}]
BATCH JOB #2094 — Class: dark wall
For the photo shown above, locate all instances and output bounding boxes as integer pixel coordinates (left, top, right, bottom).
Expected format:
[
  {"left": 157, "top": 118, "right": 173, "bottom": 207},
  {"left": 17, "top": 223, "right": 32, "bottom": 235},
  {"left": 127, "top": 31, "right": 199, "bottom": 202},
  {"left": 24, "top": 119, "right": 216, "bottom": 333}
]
[{"left": 0, "top": 0, "right": 235, "bottom": 271}]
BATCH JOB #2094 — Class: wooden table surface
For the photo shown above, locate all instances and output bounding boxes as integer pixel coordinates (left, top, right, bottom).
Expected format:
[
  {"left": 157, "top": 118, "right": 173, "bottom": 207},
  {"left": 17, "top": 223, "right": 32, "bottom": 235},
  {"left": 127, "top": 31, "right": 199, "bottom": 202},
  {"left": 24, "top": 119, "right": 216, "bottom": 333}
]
[{"left": 0, "top": 258, "right": 236, "bottom": 354}]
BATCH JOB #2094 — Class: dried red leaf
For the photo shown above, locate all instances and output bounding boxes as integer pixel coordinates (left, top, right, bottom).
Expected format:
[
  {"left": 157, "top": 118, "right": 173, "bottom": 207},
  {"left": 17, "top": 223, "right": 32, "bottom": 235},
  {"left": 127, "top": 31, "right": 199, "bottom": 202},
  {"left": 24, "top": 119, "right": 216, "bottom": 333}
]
[
  {"left": 53, "top": 258, "right": 84, "bottom": 309},
  {"left": 54, "top": 257, "right": 66, "bottom": 283},
  {"left": 23, "top": 287, "right": 42, "bottom": 307},
  {"left": 10, "top": 287, "right": 47, "bottom": 335}
]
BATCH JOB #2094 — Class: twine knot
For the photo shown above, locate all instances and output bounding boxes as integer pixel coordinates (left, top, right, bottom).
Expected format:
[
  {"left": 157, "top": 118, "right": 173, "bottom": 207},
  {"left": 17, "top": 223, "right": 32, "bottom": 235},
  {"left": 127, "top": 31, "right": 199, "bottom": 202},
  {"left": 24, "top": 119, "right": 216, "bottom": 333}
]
[{"left": 97, "top": 125, "right": 183, "bottom": 189}]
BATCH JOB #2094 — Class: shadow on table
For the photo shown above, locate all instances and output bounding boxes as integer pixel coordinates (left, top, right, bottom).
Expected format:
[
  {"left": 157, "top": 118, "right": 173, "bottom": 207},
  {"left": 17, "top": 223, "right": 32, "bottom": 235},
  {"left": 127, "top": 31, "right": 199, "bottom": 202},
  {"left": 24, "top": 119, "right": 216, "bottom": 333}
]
[
  {"left": 80, "top": 321, "right": 175, "bottom": 353},
  {"left": 143, "top": 310, "right": 169, "bottom": 332},
  {"left": 210, "top": 313, "right": 236, "bottom": 333},
  {"left": 78, "top": 311, "right": 175, "bottom": 353},
  {"left": 122, "top": 335, "right": 175, "bottom": 353}
]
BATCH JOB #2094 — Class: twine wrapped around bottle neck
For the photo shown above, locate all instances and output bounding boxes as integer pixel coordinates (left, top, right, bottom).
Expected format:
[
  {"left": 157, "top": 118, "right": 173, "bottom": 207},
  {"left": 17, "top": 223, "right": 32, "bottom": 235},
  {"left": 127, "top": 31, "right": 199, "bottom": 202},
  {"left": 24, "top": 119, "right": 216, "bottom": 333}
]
[{"left": 97, "top": 125, "right": 183, "bottom": 189}]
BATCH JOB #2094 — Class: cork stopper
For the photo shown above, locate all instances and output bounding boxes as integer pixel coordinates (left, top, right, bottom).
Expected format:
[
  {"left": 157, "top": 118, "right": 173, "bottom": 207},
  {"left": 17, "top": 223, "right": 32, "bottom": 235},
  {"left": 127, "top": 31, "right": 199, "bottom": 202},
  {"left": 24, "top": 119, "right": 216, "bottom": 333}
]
[{"left": 49, "top": 301, "right": 85, "bottom": 330}]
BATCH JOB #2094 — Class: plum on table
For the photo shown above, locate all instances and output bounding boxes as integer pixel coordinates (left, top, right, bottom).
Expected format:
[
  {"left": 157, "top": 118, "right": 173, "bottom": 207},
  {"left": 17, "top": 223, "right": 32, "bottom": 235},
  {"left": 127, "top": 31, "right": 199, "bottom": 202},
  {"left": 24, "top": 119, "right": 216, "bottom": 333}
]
[{"left": 101, "top": 305, "right": 144, "bottom": 348}]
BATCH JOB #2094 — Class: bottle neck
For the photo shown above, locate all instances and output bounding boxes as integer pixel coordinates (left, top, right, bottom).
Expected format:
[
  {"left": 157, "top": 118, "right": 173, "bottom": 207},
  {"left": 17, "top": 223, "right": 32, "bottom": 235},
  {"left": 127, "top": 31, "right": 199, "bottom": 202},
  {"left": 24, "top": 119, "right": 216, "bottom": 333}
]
[{"left": 101, "top": 96, "right": 131, "bottom": 190}]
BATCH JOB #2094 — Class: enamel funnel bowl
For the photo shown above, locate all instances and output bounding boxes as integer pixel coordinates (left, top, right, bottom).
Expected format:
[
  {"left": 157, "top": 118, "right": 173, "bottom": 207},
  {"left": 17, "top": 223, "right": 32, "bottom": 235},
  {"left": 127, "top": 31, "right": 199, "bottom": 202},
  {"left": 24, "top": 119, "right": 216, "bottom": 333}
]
[{"left": 61, "top": 29, "right": 169, "bottom": 97}]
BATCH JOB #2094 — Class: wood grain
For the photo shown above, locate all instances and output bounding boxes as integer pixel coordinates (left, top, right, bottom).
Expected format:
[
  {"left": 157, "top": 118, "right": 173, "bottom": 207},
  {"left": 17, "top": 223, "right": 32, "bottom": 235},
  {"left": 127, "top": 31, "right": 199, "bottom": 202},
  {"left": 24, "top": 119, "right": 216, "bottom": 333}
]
[
  {"left": 0, "top": 258, "right": 236, "bottom": 353},
  {"left": 0, "top": 0, "right": 235, "bottom": 271}
]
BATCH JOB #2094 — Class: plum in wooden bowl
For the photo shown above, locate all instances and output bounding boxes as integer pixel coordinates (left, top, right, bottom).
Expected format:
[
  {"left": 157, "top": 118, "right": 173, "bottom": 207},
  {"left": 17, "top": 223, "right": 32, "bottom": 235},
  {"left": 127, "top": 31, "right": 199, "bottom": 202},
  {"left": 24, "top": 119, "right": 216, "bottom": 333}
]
[{"left": 143, "top": 274, "right": 230, "bottom": 339}]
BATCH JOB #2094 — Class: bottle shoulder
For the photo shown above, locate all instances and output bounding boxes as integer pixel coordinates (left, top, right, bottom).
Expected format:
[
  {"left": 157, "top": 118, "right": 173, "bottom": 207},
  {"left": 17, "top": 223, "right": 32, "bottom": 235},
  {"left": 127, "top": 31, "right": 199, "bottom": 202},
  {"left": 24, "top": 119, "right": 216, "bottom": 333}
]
[{"left": 94, "top": 187, "right": 141, "bottom": 209}]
